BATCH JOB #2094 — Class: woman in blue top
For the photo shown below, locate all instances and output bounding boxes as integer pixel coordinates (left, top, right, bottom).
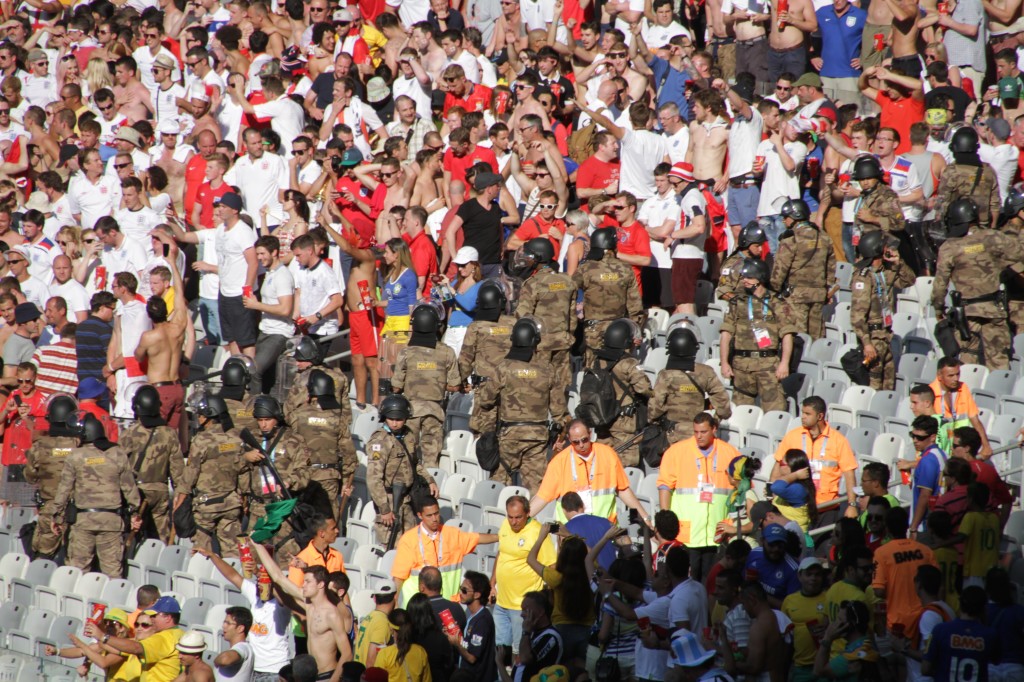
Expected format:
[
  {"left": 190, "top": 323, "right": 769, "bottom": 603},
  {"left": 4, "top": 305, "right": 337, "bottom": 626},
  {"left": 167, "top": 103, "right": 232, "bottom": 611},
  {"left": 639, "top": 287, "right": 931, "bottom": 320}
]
[
  {"left": 770, "top": 448, "right": 819, "bottom": 532},
  {"left": 379, "top": 238, "right": 419, "bottom": 338},
  {"left": 438, "top": 245, "right": 482, "bottom": 356}
]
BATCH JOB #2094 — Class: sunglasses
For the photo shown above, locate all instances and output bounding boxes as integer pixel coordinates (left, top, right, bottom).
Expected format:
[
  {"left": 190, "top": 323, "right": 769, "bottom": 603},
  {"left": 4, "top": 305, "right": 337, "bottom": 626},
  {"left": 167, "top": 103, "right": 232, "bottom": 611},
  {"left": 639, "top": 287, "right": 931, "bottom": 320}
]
[
  {"left": 380, "top": 171, "right": 398, "bottom": 177},
  {"left": 136, "top": 622, "right": 153, "bottom": 628},
  {"left": 83, "top": 238, "right": 98, "bottom": 244},
  {"left": 535, "top": 172, "right": 550, "bottom": 178},
  {"left": 538, "top": 203, "right": 556, "bottom": 209},
  {"left": 776, "top": 85, "right": 792, "bottom": 91},
  {"left": 114, "top": 163, "right": 130, "bottom": 169},
  {"left": 57, "top": 241, "right": 71, "bottom": 246},
  {"left": 570, "top": 437, "right": 590, "bottom": 446},
  {"left": 98, "top": 104, "right": 114, "bottom": 111},
  {"left": 608, "top": 52, "right": 627, "bottom": 58},
  {"left": 866, "top": 514, "right": 885, "bottom": 521},
  {"left": 910, "top": 433, "right": 929, "bottom": 440},
  {"left": 6, "top": 258, "right": 25, "bottom": 264},
  {"left": 17, "top": 378, "right": 34, "bottom": 384},
  {"left": 291, "top": 148, "right": 307, "bottom": 155},
  {"left": 0, "top": 109, "right": 9, "bottom": 115},
  {"left": 459, "top": 586, "right": 471, "bottom": 594},
  {"left": 310, "top": 6, "right": 326, "bottom": 11},
  {"left": 145, "top": 32, "right": 160, "bottom": 39}
]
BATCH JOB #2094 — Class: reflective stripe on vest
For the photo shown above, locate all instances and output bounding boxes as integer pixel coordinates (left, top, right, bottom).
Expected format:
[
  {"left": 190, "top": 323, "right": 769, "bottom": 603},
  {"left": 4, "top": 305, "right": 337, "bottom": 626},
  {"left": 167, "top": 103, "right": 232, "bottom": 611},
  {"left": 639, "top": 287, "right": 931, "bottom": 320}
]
[
  {"left": 669, "top": 488, "right": 729, "bottom": 548},
  {"left": 400, "top": 561, "right": 464, "bottom": 606}
]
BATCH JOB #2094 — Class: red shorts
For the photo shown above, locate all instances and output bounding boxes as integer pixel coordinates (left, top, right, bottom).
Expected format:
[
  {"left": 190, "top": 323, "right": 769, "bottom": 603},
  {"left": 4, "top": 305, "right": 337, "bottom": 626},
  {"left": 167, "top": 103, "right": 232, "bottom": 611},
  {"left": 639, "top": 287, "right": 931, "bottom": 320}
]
[
  {"left": 349, "top": 309, "right": 382, "bottom": 357},
  {"left": 671, "top": 258, "right": 703, "bottom": 305},
  {"left": 155, "top": 382, "right": 184, "bottom": 431}
]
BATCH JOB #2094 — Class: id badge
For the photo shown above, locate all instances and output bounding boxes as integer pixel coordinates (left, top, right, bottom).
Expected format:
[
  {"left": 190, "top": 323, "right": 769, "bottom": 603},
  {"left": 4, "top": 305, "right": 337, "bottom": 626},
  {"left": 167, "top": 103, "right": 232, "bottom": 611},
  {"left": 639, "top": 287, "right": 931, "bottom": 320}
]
[
  {"left": 578, "top": 487, "right": 594, "bottom": 513},
  {"left": 699, "top": 483, "right": 714, "bottom": 504},
  {"left": 852, "top": 226, "right": 862, "bottom": 247},
  {"left": 882, "top": 305, "right": 893, "bottom": 328},
  {"left": 810, "top": 460, "right": 823, "bottom": 489},
  {"left": 753, "top": 327, "right": 772, "bottom": 349}
]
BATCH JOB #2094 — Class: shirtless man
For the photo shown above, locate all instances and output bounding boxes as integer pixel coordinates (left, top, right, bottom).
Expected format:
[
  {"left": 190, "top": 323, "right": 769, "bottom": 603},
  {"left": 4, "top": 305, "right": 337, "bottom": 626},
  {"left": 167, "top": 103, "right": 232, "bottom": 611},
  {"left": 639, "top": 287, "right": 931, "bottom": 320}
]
[
  {"left": 767, "top": 0, "right": 817, "bottom": 86},
  {"left": 410, "top": 149, "right": 445, "bottom": 215},
  {"left": 152, "top": 122, "right": 194, "bottom": 214},
  {"left": 576, "top": 43, "right": 649, "bottom": 104},
  {"left": 171, "top": 632, "right": 214, "bottom": 682},
  {"left": 354, "top": 158, "right": 409, "bottom": 217},
  {"left": 113, "top": 57, "right": 154, "bottom": 124},
  {"left": 0, "top": 293, "right": 17, "bottom": 347},
  {"left": 411, "top": 22, "right": 449, "bottom": 82},
  {"left": 865, "top": 0, "right": 922, "bottom": 73},
  {"left": 0, "top": 210, "right": 25, "bottom": 250},
  {"left": 186, "top": 91, "right": 220, "bottom": 145},
  {"left": 724, "top": 0, "right": 771, "bottom": 87},
  {"left": 717, "top": 582, "right": 787, "bottom": 681},
  {"left": 248, "top": 2, "right": 287, "bottom": 58},
  {"left": 571, "top": 21, "right": 604, "bottom": 76},
  {"left": 135, "top": 231, "right": 188, "bottom": 434},
  {"left": 686, "top": 89, "right": 730, "bottom": 281},
  {"left": 251, "top": 540, "right": 349, "bottom": 682},
  {"left": 508, "top": 74, "right": 551, "bottom": 133},
  {"left": 23, "top": 108, "right": 59, "bottom": 167},
  {"left": 706, "top": 0, "right": 737, "bottom": 83}
]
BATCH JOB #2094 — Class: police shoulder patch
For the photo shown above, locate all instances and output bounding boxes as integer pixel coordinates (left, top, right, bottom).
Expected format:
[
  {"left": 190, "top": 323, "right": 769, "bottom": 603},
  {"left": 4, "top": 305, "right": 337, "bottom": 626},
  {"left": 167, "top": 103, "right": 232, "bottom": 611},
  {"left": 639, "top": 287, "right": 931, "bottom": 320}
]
[{"left": 854, "top": 281, "right": 865, "bottom": 290}]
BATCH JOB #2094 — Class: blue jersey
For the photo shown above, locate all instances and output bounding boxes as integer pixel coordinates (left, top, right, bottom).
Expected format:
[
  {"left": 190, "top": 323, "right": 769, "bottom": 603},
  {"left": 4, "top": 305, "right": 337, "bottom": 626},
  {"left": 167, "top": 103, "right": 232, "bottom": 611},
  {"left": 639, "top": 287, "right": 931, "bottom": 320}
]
[
  {"left": 924, "top": 619, "right": 1000, "bottom": 682},
  {"left": 744, "top": 547, "right": 800, "bottom": 601}
]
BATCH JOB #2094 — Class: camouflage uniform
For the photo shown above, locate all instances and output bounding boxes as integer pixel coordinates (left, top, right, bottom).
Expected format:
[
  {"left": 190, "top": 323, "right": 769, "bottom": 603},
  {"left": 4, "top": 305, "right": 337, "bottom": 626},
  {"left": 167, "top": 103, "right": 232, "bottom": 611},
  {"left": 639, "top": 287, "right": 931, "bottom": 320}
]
[
  {"left": 183, "top": 426, "right": 250, "bottom": 558},
  {"left": 284, "top": 366, "right": 352, "bottom": 426},
  {"left": 935, "top": 164, "right": 1001, "bottom": 230},
  {"left": 593, "top": 356, "right": 652, "bottom": 467},
  {"left": 391, "top": 344, "right": 461, "bottom": 469},
  {"left": 472, "top": 356, "right": 568, "bottom": 494},
  {"left": 572, "top": 256, "right": 644, "bottom": 362},
  {"left": 856, "top": 185, "right": 906, "bottom": 235},
  {"left": 52, "top": 444, "right": 140, "bottom": 578},
  {"left": 224, "top": 397, "right": 258, "bottom": 437},
  {"left": 932, "top": 230, "right": 1024, "bottom": 370},
  {"left": 720, "top": 291, "right": 796, "bottom": 412},
  {"left": 366, "top": 426, "right": 433, "bottom": 544},
  {"left": 243, "top": 426, "right": 311, "bottom": 569},
  {"left": 648, "top": 366, "right": 733, "bottom": 443},
  {"left": 458, "top": 316, "right": 517, "bottom": 382},
  {"left": 851, "top": 260, "right": 915, "bottom": 389},
  {"left": 24, "top": 435, "right": 77, "bottom": 558},
  {"left": 516, "top": 266, "right": 578, "bottom": 393},
  {"left": 291, "top": 402, "right": 357, "bottom": 522},
  {"left": 770, "top": 222, "right": 835, "bottom": 339},
  {"left": 716, "top": 252, "right": 746, "bottom": 303},
  {"left": 119, "top": 422, "right": 186, "bottom": 544},
  {"left": 1000, "top": 216, "right": 1024, "bottom": 333}
]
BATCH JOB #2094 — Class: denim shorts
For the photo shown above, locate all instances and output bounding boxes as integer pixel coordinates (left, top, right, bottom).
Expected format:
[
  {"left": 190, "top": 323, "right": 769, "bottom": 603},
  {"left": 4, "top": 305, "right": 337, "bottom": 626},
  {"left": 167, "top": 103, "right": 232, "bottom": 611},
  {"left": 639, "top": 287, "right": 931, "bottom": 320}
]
[{"left": 494, "top": 604, "right": 524, "bottom": 651}]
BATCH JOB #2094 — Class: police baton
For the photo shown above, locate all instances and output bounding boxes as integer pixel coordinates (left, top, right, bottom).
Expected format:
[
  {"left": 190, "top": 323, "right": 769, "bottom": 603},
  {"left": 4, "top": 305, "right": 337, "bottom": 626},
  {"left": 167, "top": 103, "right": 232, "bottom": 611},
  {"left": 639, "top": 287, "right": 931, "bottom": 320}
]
[{"left": 385, "top": 483, "right": 408, "bottom": 551}]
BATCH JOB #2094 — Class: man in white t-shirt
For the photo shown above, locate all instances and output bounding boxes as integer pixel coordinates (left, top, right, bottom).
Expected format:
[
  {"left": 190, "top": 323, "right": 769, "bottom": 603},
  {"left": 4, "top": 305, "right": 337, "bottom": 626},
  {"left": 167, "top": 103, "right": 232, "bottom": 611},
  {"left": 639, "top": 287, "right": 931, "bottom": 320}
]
[
  {"left": 668, "top": 163, "right": 708, "bottom": 315},
  {"left": 979, "top": 117, "right": 1018, "bottom": 202},
  {"left": 114, "top": 177, "right": 162, "bottom": 253},
  {"left": 440, "top": 30, "right": 480, "bottom": 83},
  {"left": 150, "top": 53, "right": 185, "bottom": 124},
  {"left": 229, "top": 76, "right": 305, "bottom": 158},
  {"left": 109, "top": 271, "right": 153, "bottom": 420},
  {"left": 291, "top": 233, "right": 344, "bottom": 337},
  {"left": 68, "top": 148, "right": 122, "bottom": 231},
  {"left": 224, "top": 128, "right": 289, "bottom": 226},
  {"left": 214, "top": 606, "right": 256, "bottom": 682},
  {"left": 658, "top": 102, "right": 690, "bottom": 164},
  {"left": 36, "top": 172, "right": 76, "bottom": 239},
  {"left": 755, "top": 120, "right": 808, "bottom": 251},
  {"left": 132, "top": 23, "right": 180, "bottom": 98},
  {"left": 50, "top": 256, "right": 89, "bottom": 323},
  {"left": 96, "top": 217, "right": 148, "bottom": 291},
  {"left": 246, "top": 235, "right": 295, "bottom": 393},
  {"left": 638, "top": 163, "right": 682, "bottom": 310},
  {"left": 724, "top": 77, "right": 764, "bottom": 245}
]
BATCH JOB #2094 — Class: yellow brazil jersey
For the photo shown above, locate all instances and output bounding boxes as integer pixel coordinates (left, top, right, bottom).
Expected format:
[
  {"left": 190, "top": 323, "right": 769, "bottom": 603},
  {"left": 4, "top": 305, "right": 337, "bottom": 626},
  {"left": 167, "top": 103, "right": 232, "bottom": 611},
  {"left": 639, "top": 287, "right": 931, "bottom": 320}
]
[
  {"left": 355, "top": 609, "right": 392, "bottom": 665},
  {"left": 934, "top": 546, "right": 960, "bottom": 612},
  {"left": 825, "top": 581, "right": 878, "bottom": 656},
  {"left": 495, "top": 518, "right": 556, "bottom": 610},
  {"left": 782, "top": 591, "right": 829, "bottom": 666},
  {"left": 960, "top": 511, "right": 999, "bottom": 578}
]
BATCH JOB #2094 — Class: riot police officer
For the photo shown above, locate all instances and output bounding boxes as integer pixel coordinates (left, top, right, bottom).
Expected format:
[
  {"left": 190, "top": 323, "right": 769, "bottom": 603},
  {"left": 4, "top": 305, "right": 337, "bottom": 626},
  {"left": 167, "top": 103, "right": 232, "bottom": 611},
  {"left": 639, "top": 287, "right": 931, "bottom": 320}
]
[
  {"left": 283, "top": 336, "right": 353, "bottom": 427},
  {"left": 571, "top": 227, "right": 644, "bottom": 364},
  {"left": 459, "top": 280, "right": 517, "bottom": 384},
  {"left": 719, "top": 259, "right": 797, "bottom": 412},
  {"left": 291, "top": 370, "right": 357, "bottom": 522},
  {"left": 1000, "top": 188, "right": 1024, "bottom": 333},
  {"left": 718, "top": 222, "right": 769, "bottom": 303},
  {"left": 366, "top": 395, "right": 438, "bottom": 545},
  {"left": 935, "top": 127, "right": 1000, "bottom": 229},
  {"left": 851, "top": 156, "right": 905, "bottom": 238},
  {"left": 590, "top": 319, "right": 652, "bottom": 467},
  {"left": 51, "top": 414, "right": 141, "bottom": 578},
  {"left": 851, "top": 232, "right": 915, "bottom": 389},
  {"left": 177, "top": 395, "right": 249, "bottom": 558},
  {"left": 25, "top": 395, "right": 78, "bottom": 559},
  {"left": 119, "top": 386, "right": 186, "bottom": 544},
  {"left": 242, "top": 395, "right": 311, "bottom": 568},
  {"left": 931, "top": 199, "right": 1024, "bottom": 369},
  {"left": 515, "top": 237, "right": 578, "bottom": 394},
  {"left": 770, "top": 199, "right": 835, "bottom": 339},
  {"left": 649, "top": 327, "right": 732, "bottom": 443},
  {"left": 218, "top": 357, "right": 257, "bottom": 435},
  {"left": 391, "top": 304, "right": 461, "bottom": 468},
  {"left": 473, "top": 318, "right": 569, "bottom": 493}
]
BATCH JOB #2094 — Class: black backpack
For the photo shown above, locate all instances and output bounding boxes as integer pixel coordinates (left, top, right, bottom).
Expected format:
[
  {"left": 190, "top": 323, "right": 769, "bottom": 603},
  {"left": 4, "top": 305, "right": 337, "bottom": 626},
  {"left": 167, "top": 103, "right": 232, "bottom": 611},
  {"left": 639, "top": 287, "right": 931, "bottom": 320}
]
[{"left": 576, "top": 363, "right": 630, "bottom": 429}]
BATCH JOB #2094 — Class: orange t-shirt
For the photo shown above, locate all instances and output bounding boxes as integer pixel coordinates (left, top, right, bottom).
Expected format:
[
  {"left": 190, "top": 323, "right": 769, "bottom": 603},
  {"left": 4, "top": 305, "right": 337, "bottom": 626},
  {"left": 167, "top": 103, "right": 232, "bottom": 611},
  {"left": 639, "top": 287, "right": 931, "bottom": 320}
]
[
  {"left": 288, "top": 542, "right": 346, "bottom": 587},
  {"left": 871, "top": 538, "right": 936, "bottom": 630},
  {"left": 774, "top": 424, "right": 857, "bottom": 504}
]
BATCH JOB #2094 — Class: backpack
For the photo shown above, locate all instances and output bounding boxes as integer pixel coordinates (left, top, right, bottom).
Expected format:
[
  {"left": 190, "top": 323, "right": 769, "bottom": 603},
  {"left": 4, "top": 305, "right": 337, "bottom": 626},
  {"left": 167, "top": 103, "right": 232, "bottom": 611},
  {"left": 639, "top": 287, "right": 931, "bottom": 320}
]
[
  {"left": 909, "top": 602, "right": 953, "bottom": 648},
  {"left": 576, "top": 363, "right": 630, "bottom": 429},
  {"left": 700, "top": 186, "right": 729, "bottom": 235},
  {"left": 568, "top": 118, "right": 599, "bottom": 165}
]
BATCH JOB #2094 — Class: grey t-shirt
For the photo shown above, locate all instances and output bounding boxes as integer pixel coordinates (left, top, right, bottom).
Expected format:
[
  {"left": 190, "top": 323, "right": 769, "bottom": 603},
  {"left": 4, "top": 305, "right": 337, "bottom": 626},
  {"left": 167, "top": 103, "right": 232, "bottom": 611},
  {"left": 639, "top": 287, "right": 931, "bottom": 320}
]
[{"left": 2, "top": 333, "right": 36, "bottom": 367}]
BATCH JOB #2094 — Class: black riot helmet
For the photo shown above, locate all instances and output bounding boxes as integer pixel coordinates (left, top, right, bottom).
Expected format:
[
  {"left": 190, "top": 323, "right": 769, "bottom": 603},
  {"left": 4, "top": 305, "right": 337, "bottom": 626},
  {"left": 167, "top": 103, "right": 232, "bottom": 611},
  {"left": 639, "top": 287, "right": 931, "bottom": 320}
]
[
  {"left": 851, "top": 156, "right": 883, "bottom": 181},
  {"left": 523, "top": 237, "right": 556, "bottom": 266},
  {"left": 738, "top": 222, "right": 768, "bottom": 250},
  {"left": 739, "top": 258, "right": 770, "bottom": 284},
  {"left": 511, "top": 317, "right": 542, "bottom": 348},
  {"left": 857, "top": 230, "right": 888, "bottom": 260},
  {"left": 667, "top": 327, "right": 699, "bottom": 358},
  {"left": 603, "top": 319, "right": 637, "bottom": 350},
  {"left": 252, "top": 395, "right": 284, "bottom": 421},
  {"left": 196, "top": 394, "right": 229, "bottom": 420},
  {"left": 70, "top": 413, "right": 106, "bottom": 444},
  {"left": 293, "top": 336, "right": 321, "bottom": 363},
  {"left": 1003, "top": 186, "right": 1024, "bottom": 217},
  {"left": 307, "top": 369, "right": 336, "bottom": 398},
  {"left": 379, "top": 394, "right": 412, "bottom": 420},
  {"left": 945, "top": 198, "right": 979, "bottom": 239},
  {"left": 591, "top": 227, "right": 618, "bottom": 251},
  {"left": 950, "top": 126, "right": 980, "bottom": 154},
  {"left": 780, "top": 199, "right": 811, "bottom": 222},
  {"left": 477, "top": 280, "right": 507, "bottom": 312},
  {"left": 411, "top": 304, "right": 441, "bottom": 334},
  {"left": 47, "top": 395, "right": 78, "bottom": 425},
  {"left": 222, "top": 358, "right": 251, "bottom": 387},
  {"left": 132, "top": 385, "right": 162, "bottom": 418}
]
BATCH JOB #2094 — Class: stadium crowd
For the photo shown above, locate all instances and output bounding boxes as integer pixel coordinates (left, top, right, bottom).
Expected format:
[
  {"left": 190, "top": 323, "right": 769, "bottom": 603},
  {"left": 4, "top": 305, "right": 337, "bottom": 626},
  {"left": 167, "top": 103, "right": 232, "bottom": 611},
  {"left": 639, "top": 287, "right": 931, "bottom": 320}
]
[{"left": 2, "top": 0, "right": 1024, "bottom": 681}]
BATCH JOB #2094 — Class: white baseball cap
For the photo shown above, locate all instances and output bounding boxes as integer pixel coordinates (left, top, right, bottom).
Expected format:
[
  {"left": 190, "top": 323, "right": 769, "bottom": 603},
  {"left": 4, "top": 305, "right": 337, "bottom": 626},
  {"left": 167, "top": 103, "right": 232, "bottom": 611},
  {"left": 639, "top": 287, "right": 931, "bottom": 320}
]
[{"left": 453, "top": 246, "right": 480, "bottom": 265}]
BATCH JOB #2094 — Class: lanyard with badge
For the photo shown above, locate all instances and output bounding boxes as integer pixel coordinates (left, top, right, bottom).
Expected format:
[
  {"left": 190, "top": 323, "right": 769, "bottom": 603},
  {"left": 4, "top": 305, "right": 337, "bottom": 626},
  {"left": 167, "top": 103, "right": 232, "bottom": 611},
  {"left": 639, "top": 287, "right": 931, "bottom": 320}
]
[
  {"left": 802, "top": 432, "right": 828, "bottom": 489},
  {"left": 696, "top": 445, "right": 717, "bottom": 503},
  {"left": 418, "top": 526, "right": 442, "bottom": 566},
  {"left": 874, "top": 270, "right": 892, "bottom": 328},
  {"left": 748, "top": 297, "right": 772, "bottom": 349},
  {"left": 571, "top": 452, "right": 597, "bottom": 513}
]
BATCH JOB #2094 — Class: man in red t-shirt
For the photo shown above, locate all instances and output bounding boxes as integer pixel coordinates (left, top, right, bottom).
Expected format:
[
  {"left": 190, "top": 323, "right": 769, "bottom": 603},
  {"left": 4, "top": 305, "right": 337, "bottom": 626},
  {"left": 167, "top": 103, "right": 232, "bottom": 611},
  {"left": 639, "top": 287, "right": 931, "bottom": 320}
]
[
  {"left": 401, "top": 206, "right": 439, "bottom": 296},
  {"left": 443, "top": 126, "right": 498, "bottom": 187},
  {"left": 192, "top": 152, "right": 232, "bottom": 229},
  {"left": 334, "top": 147, "right": 377, "bottom": 243},
  {"left": 441, "top": 64, "right": 492, "bottom": 115},
  {"left": 183, "top": 130, "right": 216, "bottom": 225},
  {"left": 602, "top": 192, "right": 652, "bottom": 291},
  {"left": 861, "top": 66, "right": 926, "bottom": 155},
  {"left": 0, "top": 363, "right": 48, "bottom": 467},
  {"left": 506, "top": 189, "right": 564, "bottom": 255},
  {"left": 576, "top": 131, "right": 621, "bottom": 205}
]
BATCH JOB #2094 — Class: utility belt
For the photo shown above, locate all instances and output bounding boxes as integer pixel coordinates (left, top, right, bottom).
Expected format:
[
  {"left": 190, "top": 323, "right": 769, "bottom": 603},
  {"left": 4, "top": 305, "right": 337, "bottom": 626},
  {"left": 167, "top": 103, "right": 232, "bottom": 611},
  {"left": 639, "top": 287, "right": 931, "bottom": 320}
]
[
  {"left": 194, "top": 492, "right": 232, "bottom": 506},
  {"left": 733, "top": 349, "right": 778, "bottom": 358},
  {"left": 585, "top": 319, "right": 614, "bottom": 328},
  {"left": 76, "top": 507, "right": 122, "bottom": 514},
  {"left": 311, "top": 462, "right": 341, "bottom": 471},
  {"left": 500, "top": 420, "right": 548, "bottom": 428},
  {"left": 961, "top": 291, "right": 1000, "bottom": 306}
]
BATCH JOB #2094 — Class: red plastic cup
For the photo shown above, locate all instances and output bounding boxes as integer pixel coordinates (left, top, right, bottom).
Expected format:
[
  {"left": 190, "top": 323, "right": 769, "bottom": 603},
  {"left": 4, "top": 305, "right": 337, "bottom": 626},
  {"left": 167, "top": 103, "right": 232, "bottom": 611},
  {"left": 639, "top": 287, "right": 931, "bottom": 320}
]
[
  {"left": 807, "top": 156, "right": 820, "bottom": 179},
  {"left": 637, "top": 616, "right": 651, "bottom": 630},
  {"left": 938, "top": 1, "right": 948, "bottom": 13},
  {"left": 243, "top": 285, "right": 253, "bottom": 298},
  {"left": 839, "top": 173, "right": 851, "bottom": 185},
  {"left": 874, "top": 33, "right": 885, "bottom": 52}
]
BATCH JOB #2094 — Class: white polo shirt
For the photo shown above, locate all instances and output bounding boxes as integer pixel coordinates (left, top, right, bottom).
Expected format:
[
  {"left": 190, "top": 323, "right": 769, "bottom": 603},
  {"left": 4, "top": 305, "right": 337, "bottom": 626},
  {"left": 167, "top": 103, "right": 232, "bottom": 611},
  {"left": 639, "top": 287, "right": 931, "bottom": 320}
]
[
  {"left": 67, "top": 173, "right": 122, "bottom": 231},
  {"left": 294, "top": 258, "right": 341, "bottom": 335},
  {"left": 259, "top": 263, "right": 296, "bottom": 337},
  {"left": 214, "top": 222, "right": 256, "bottom": 297},
  {"left": 637, "top": 188, "right": 681, "bottom": 268},
  {"left": 224, "top": 152, "right": 289, "bottom": 224}
]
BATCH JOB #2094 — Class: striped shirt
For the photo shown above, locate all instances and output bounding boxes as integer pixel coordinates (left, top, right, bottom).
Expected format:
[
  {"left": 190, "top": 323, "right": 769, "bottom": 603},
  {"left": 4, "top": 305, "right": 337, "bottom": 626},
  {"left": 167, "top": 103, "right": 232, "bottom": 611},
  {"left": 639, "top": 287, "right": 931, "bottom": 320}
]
[
  {"left": 32, "top": 341, "right": 78, "bottom": 396},
  {"left": 75, "top": 315, "right": 113, "bottom": 385}
]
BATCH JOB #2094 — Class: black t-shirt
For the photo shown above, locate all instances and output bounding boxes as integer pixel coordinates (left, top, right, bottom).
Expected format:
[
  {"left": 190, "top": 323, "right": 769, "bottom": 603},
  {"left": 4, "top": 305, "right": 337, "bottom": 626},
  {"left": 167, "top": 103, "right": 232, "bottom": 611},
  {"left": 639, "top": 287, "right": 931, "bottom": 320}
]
[
  {"left": 514, "top": 626, "right": 563, "bottom": 682},
  {"left": 925, "top": 85, "right": 973, "bottom": 122},
  {"left": 430, "top": 595, "right": 467, "bottom": 634},
  {"left": 416, "top": 627, "right": 455, "bottom": 682},
  {"left": 310, "top": 73, "right": 367, "bottom": 113},
  {"left": 458, "top": 607, "right": 496, "bottom": 680},
  {"left": 457, "top": 198, "right": 504, "bottom": 265}
]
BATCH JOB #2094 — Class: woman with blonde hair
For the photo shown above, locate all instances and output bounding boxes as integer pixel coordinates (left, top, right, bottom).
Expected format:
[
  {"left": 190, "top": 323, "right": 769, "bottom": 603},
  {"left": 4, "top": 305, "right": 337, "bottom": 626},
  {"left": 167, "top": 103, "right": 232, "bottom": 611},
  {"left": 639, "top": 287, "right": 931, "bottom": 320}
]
[
  {"left": 84, "top": 57, "right": 113, "bottom": 95},
  {"left": 378, "top": 237, "right": 419, "bottom": 338},
  {"left": 73, "top": 228, "right": 104, "bottom": 294},
  {"left": 57, "top": 54, "right": 90, "bottom": 96},
  {"left": 260, "top": 189, "right": 310, "bottom": 264},
  {"left": 55, "top": 225, "right": 83, "bottom": 259},
  {"left": 924, "top": 43, "right": 962, "bottom": 87}
]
